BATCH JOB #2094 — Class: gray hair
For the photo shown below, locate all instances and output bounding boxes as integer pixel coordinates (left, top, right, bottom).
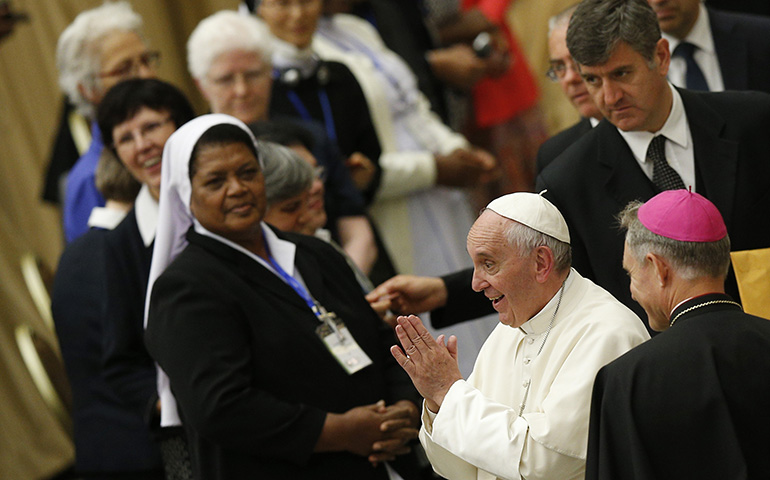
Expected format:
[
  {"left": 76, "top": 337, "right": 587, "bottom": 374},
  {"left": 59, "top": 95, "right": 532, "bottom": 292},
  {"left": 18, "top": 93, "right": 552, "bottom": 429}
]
[
  {"left": 566, "top": 0, "right": 661, "bottom": 66},
  {"left": 56, "top": 1, "right": 144, "bottom": 118},
  {"left": 547, "top": 4, "right": 578, "bottom": 38},
  {"left": 619, "top": 201, "right": 731, "bottom": 280},
  {"left": 500, "top": 216, "right": 572, "bottom": 273},
  {"left": 187, "top": 10, "right": 273, "bottom": 82},
  {"left": 260, "top": 142, "right": 314, "bottom": 206}
]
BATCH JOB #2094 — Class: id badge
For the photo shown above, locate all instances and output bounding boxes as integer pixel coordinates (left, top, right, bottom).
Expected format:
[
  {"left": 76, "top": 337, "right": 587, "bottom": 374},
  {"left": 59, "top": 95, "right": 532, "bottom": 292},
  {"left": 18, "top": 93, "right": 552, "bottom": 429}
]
[{"left": 315, "top": 312, "right": 373, "bottom": 374}]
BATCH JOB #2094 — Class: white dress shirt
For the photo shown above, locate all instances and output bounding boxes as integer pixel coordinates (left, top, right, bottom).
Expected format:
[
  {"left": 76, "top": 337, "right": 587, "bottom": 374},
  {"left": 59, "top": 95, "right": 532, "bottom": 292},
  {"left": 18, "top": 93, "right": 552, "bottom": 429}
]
[
  {"left": 664, "top": 3, "right": 725, "bottom": 91},
  {"left": 618, "top": 83, "right": 697, "bottom": 191}
]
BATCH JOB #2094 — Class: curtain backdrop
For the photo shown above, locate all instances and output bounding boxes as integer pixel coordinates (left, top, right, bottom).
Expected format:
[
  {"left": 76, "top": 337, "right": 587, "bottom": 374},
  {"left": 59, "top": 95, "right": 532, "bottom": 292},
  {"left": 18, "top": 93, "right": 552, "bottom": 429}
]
[{"left": 0, "top": 2, "right": 232, "bottom": 478}]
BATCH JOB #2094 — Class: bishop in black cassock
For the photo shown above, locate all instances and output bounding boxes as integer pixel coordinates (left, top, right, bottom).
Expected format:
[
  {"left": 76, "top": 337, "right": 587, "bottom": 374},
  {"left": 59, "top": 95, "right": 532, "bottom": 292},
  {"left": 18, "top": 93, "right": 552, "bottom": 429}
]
[{"left": 586, "top": 190, "right": 770, "bottom": 480}]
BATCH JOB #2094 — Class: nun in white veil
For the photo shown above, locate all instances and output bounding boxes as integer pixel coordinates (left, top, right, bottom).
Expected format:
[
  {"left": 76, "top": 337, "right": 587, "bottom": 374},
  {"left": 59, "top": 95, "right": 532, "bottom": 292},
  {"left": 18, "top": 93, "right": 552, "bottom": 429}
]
[{"left": 144, "top": 114, "right": 422, "bottom": 480}]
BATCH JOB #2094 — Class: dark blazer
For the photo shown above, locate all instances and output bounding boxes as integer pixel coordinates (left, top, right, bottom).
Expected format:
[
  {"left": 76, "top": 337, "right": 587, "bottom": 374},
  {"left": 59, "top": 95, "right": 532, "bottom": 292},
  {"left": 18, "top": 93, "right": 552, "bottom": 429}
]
[
  {"left": 536, "top": 117, "right": 594, "bottom": 174},
  {"left": 269, "top": 61, "right": 383, "bottom": 202},
  {"left": 363, "top": 0, "right": 449, "bottom": 121},
  {"left": 536, "top": 88, "right": 770, "bottom": 321},
  {"left": 51, "top": 228, "right": 163, "bottom": 476},
  {"left": 101, "top": 209, "right": 158, "bottom": 418},
  {"left": 709, "top": 7, "right": 770, "bottom": 94},
  {"left": 586, "top": 294, "right": 770, "bottom": 479},
  {"left": 146, "top": 228, "right": 419, "bottom": 480},
  {"left": 431, "top": 268, "right": 491, "bottom": 329}
]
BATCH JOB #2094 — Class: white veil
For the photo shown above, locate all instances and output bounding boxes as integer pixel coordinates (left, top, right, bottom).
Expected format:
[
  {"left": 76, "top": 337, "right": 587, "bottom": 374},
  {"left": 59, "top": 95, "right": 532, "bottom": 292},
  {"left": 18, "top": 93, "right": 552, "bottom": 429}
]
[{"left": 143, "top": 113, "right": 260, "bottom": 427}]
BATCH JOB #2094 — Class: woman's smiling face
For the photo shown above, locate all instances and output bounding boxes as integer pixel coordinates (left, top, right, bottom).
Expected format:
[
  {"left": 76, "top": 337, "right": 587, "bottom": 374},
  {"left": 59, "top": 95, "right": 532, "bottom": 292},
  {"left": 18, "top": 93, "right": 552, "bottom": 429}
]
[{"left": 189, "top": 141, "right": 266, "bottom": 247}]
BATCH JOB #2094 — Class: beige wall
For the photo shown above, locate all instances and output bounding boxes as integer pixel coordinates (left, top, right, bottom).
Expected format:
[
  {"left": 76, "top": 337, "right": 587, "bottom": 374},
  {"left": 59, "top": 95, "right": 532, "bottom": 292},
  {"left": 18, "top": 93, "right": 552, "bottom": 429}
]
[
  {"left": 0, "top": 1, "right": 232, "bottom": 478},
  {"left": 507, "top": 0, "right": 583, "bottom": 136}
]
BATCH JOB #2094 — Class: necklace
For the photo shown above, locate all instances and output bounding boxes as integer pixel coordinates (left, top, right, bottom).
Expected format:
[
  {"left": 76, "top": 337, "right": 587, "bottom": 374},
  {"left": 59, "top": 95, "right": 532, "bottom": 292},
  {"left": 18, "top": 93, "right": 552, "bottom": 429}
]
[
  {"left": 517, "top": 280, "right": 566, "bottom": 417},
  {"left": 669, "top": 299, "right": 742, "bottom": 327}
]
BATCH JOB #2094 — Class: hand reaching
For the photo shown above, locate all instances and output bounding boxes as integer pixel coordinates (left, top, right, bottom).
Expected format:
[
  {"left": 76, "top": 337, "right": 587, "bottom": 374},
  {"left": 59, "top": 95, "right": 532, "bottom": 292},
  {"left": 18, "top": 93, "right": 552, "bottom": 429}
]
[
  {"left": 367, "top": 275, "right": 448, "bottom": 315},
  {"left": 435, "top": 148, "right": 498, "bottom": 187}
]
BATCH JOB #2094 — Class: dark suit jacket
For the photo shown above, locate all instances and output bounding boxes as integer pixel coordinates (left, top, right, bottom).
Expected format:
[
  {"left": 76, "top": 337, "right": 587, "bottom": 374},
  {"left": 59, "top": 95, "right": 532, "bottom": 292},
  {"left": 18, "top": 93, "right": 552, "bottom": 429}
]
[
  {"left": 101, "top": 209, "right": 158, "bottom": 419},
  {"left": 709, "top": 7, "right": 770, "bottom": 94},
  {"left": 537, "top": 88, "right": 770, "bottom": 321},
  {"left": 269, "top": 61, "right": 383, "bottom": 202},
  {"left": 360, "top": 0, "right": 449, "bottom": 121},
  {"left": 146, "top": 228, "right": 419, "bottom": 480},
  {"left": 431, "top": 268, "right": 492, "bottom": 329},
  {"left": 536, "top": 117, "right": 594, "bottom": 174},
  {"left": 586, "top": 294, "right": 770, "bottom": 480},
  {"left": 51, "top": 228, "right": 163, "bottom": 475}
]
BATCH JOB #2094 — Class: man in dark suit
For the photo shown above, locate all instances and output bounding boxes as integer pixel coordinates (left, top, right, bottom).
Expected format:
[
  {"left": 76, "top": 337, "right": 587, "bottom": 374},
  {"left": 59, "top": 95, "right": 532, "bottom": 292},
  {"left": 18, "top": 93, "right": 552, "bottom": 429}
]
[
  {"left": 537, "top": 5, "right": 603, "bottom": 172},
  {"left": 536, "top": 0, "right": 770, "bottom": 322},
  {"left": 648, "top": 0, "right": 770, "bottom": 93}
]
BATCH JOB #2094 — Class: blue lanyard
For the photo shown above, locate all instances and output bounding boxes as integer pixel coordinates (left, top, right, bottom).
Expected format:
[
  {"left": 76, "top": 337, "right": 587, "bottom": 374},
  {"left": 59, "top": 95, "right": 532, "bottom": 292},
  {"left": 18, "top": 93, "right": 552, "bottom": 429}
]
[
  {"left": 286, "top": 88, "right": 337, "bottom": 144},
  {"left": 267, "top": 253, "right": 316, "bottom": 311},
  {"left": 268, "top": 252, "right": 345, "bottom": 341}
]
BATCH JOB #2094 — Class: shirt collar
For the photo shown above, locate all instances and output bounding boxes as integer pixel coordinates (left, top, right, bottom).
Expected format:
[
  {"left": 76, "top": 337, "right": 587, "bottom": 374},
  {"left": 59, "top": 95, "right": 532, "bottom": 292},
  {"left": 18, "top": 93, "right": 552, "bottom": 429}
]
[
  {"left": 269, "top": 34, "right": 319, "bottom": 78},
  {"left": 193, "top": 220, "right": 298, "bottom": 278},
  {"left": 618, "top": 83, "right": 689, "bottom": 163},
  {"left": 519, "top": 269, "right": 574, "bottom": 335},
  {"left": 663, "top": 3, "right": 716, "bottom": 54},
  {"left": 135, "top": 184, "right": 159, "bottom": 247},
  {"left": 87, "top": 206, "right": 127, "bottom": 230}
]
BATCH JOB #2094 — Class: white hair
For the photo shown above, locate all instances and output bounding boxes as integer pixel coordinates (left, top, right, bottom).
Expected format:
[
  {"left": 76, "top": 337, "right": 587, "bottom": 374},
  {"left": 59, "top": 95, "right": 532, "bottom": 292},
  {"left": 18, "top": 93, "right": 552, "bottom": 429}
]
[
  {"left": 502, "top": 218, "right": 572, "bottom": 272},
  {"left": 187, "top": 10, "right": 273, "bottom": 82},
  {"left": 547, "top": 4, "right": 578, "bottom": 38},
  {"left": 56, "top": 1, "right": 144, "bottom": 118},
  {"left": 261, "top": 142, "right": 314, "bottom": 205}
]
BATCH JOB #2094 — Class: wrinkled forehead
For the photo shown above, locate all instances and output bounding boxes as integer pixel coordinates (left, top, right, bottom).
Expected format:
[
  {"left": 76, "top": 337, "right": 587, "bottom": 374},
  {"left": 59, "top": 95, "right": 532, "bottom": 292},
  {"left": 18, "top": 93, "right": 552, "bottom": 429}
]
[{"left": 467, "top": 211, "right": 511, "bottom": 250}]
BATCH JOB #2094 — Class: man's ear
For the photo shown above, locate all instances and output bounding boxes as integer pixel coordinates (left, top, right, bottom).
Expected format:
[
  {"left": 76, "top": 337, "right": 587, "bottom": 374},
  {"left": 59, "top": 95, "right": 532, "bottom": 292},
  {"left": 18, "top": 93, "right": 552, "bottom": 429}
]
[
  {"left": 655, "top": 37, "right": 671, "bottom": 77},
  {"left": 646, "top": 252, "right": 670, "bottom": 288},
  {"left": 533, "top": 245, "right": 556, "bottom": 284}
]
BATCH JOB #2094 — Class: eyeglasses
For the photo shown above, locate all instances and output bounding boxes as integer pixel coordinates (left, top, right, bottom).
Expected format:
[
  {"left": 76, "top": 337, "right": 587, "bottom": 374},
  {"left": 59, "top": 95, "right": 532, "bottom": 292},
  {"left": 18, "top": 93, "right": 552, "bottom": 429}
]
[
  {"left": 208, "top": 68, "right": 270, "bottom": 89},
  {"left": 98, "top": 50, "right": 161, "bottom": 80},
  {"left": 114, "top": 117, "right": 173, "bottom": 153},
  {"left": 546, "top": 59, "right": 579, "bottom": 82},
  {"left": 260, "top": 0, "right": 320, "bottom": 11}
]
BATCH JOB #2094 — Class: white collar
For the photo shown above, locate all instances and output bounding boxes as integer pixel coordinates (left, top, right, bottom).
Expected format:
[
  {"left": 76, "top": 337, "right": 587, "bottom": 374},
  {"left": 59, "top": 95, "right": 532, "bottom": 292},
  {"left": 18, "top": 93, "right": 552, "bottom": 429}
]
[
  {"left": 663, "top": 3, "right": 716, "bottom": 54},
  {"left": 193, "top": 220, "right": 298, "bottom": 279},
  {"left": 519, "top": 269, "right": 574, "bottom": 335},
  {"left": 270, "top": 34, "right": 319, "bottom": 77},
  {"left": 87, "top": 206, "right": 127, "bottom": 230},
  {"left": 589, "top": 117, "right": 600, "bottom": 127},
  {"left": 314, "top": 227, "right": 332, "bottom": 243},
  {"left": 135, "top": 184, "right": 159, "bottom": 247},
  {"left": 618, "top": 83, "right": 689, "bottom": 163}
]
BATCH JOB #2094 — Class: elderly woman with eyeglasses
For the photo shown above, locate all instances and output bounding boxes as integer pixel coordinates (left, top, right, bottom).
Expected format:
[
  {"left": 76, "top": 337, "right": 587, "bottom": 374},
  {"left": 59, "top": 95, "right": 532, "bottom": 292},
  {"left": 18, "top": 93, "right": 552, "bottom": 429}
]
[
  {"left": 57, "top": 1, "right": 160, "bottom": 243},
  {"left": 187, "top": 10, "right": 380, "bottom": 279},
  {"left": 145, "top": 114, "right": 422, "bottom": 480}
]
